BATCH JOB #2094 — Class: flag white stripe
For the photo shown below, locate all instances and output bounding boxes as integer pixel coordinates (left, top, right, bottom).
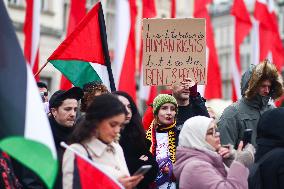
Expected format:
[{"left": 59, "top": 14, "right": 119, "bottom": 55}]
[
  {"left": 113, "top": 0, "right": 130, "bottom": 87},
  {"left": 90, "top": 62, "right": 111, "bottom": 91},
  {"left": 31, "top": 0, "right": 40, "bottom": 68},
  {"left": 25, "top": 64, "right": 57, "bottom": 158}
]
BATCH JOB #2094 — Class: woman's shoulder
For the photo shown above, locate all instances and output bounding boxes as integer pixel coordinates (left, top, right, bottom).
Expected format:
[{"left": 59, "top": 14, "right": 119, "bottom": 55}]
[{"left": 66, "top": 143, "right": 89, "bottom": 156}]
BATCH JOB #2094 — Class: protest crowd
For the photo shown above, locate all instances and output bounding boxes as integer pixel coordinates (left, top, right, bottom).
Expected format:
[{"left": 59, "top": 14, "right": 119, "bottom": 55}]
[{"left": 1, "top": 1, "right": 284, "bottom": 189}]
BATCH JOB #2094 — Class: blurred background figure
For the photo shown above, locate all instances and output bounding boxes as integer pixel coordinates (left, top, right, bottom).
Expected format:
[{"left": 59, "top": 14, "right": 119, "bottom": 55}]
[
  {"left": 146, "top": 94, "right": 178, "bottom": 189},
  {"left": 113, "top": 91, "right": 158, "bottom": 189},
  {"left": 37, "top": 81, "right": 50, "bottom": 114},
  {"left": 63, "top": 94, "right": 143, "bottom": 189},
  {"left": 174, "top": 116, "right": 254, "bottom": 189},
  {"left": 249, "top": 108, "right": 284, "bottom": 189},
  {"left": 37, "top": 81, "right": 48, "bottom": 102}
]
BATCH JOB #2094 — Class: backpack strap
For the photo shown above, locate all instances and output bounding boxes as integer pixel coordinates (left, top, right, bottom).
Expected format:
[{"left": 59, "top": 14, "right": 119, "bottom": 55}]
[{"left": 80, "top": 143, "right": 93, "bottom": 161}]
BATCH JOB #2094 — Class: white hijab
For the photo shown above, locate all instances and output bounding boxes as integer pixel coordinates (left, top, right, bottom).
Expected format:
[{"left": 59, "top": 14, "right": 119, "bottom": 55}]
[{"left": 178, "top": 116, "right": 216, "bottom": 152}]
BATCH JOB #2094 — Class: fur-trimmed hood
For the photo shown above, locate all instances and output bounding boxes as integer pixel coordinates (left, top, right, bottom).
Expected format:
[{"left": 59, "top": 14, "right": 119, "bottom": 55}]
[{"left": 241, "top": 60, "right": 284, "bottom": 100}]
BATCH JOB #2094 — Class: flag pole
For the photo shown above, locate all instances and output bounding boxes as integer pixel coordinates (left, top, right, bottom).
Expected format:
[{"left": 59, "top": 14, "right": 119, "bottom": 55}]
[
  {"left": 60, "top": 142, "right": 124, "bottom": 189},
  {"left": 34, "top": 61, "right": 49, "bottom": 77}
]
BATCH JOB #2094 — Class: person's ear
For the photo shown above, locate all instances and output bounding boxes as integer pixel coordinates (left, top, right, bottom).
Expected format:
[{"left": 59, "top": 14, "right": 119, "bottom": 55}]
[{"left": 51, "top": 108, "right": 57, "bottom": 117}]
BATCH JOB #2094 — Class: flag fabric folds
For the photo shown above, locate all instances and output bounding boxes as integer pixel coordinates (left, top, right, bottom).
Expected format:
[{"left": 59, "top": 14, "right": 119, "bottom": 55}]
[
  {"left": 231, "top": 0, "right": 252, "bottom": 101},
  {"left": 73, "top": 154, "right": 122, "bottom": 189},
  {"left": 48, "top": 2, "right": 115, "bottom": 91},
  {"left": 59, "top": 0, "right": 87, "bottom": 90},
  {"left": 113, "top": 0, "right": 137, "bottom": 101},
  {"left": 194, "top": 0, "right": 222, "bottom": 99},
  {"left": 254, "top": 0, "right": 284, "bottom": 70},
  {"left": 0, "top": 1, "right": 57, "bottom": 188},
  {"left": 23, "top": 0, "right": 40, "bottom": 81}
]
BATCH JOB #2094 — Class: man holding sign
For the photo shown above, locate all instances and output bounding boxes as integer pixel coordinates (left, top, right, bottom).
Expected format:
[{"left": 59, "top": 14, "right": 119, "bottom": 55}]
[{"left": 171, "top": 77, "right": 209, "bottom": 139}]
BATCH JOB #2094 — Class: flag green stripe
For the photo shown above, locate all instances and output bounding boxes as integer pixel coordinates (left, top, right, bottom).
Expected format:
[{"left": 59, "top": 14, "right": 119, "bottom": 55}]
[
  {"left": 0, "top": 137, "right": 58, "bottom": 189},
  {"left": 50, "top": 60, "right": 102, "bottom": 88}
]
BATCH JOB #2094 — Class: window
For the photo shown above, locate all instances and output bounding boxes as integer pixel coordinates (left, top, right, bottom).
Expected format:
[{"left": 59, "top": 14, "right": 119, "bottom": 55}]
[
  {"left": 41, "top": 0, "right": 50, "bottom": 12},
  {"left": 243, "top": 33, "right": 250, "bottom": 44},
  {"left": 280, "top": 11, "right": 284, "bottom": 38},
  {"left": 241, "top": 54, "right": 251, "bottom": 73},
  {"left": 103, "top": 0, "right": 115, "bottom": 50},
  {"left": 86, "top": 0, "right": 99, "bottom": 10},
  {"left": 7, "top": 0, "right": 25, "bottom": 7},
  {"left": 219, "top": 52, "right": 231, "bottom": 100}
]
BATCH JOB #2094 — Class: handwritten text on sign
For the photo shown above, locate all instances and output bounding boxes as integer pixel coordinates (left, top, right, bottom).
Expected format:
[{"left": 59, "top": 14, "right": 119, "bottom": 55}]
[{"left": 142, "top": 18, "right": 206, "bottom": 86}]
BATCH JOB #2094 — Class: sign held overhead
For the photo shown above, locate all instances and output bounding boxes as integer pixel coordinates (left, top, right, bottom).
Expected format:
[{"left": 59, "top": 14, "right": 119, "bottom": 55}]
[{"left": 142, "top": 18, "right": 206, "bottom": 86}]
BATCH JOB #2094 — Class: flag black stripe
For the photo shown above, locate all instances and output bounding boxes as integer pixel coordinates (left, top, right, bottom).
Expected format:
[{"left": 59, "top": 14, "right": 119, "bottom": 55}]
[
  {"left": 0, "top": 1, "right": 27, "bottom": 138},
  {"left": 98, "top": 2, "right": 116, "bottom": 92}
]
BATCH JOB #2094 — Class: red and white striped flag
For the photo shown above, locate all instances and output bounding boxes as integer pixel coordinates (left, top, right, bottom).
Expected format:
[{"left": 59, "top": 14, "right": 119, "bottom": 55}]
[
  {"left": 267, "top": 0, "right": 284, "bottom": 71},
  {"left": 113, "top": 0, "right": 137, "bottom": 101},
  {"left": 194, "top": 0, "right": 222, "bottom": 99},
  {"left": 138, "top": 0, "right": 157, "bottom": 105},
  {"left": 231, "top": 0, "right": 252, "bottom": 101},
  {"left": 59, "top": 0, "right": 86, "bottom": 90},
  {"left": 24, "top": 0, "right": 40, "bottom": 81},
  {"left": 253, "top": 0, "right": 284, "bottom": 71},
  {"left": 253, "top": 0, "right": 274, "bottom": 64}
]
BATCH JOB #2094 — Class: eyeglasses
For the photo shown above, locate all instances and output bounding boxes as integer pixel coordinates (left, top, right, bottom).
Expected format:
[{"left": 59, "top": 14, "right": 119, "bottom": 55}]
[{"left": 206, "top": 128, "right": 220, "bottom": 137}]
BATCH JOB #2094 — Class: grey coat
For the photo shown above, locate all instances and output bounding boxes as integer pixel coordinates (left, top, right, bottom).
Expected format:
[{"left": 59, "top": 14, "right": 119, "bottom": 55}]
[
  {"left": 218, "top": 62, "right": 283, "bottom": 148},
  {"left": 218, "top": 96, "right": 273, "bottom": 148}
]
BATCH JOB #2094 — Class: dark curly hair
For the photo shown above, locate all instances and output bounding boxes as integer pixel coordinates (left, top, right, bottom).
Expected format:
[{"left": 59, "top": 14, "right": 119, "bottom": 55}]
[
  {"left": 112, "top": 91, "right": 147, "bottom": 152},
  {"left": 70, "top": 94, "right": 127, "bottom": 143},
  {"left": 80, "top": 81, "right": 109, "bottom": 112}
]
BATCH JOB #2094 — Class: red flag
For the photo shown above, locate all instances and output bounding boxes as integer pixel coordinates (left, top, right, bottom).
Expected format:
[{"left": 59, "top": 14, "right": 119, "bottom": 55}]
[
  {"left": 24, "top": 0, "right": 40, "bottom": 81},
  {"left": 171, "top": 0, "right": 176, "bottom": 18},
  {"left": 254, "top": 0, "right": 274, "bottom": 62},
  {"left": 231, "top": 0, "right": 252, "bottom": 101},
  {"left": 269, "top": 1, "right": 284, "bottom": 71},
  {"left": 139, "top": 0, "right": 157, "bottom": 105},
  {"left": 113, "top": 0, "right": 137, "bottom": 101},
  {"left": 59, "top": 0, "right": 86, "bottom": 90},
  {"left": 73, "top": 155, "right": 122, "bottom": 189},
  {"left": 194, "top": 0, "right": 222, "bottom": 99}
]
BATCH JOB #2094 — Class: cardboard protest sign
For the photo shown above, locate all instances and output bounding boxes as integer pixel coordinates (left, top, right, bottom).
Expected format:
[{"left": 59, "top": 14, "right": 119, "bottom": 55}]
[{"left": 142, "top": 18, "right": 206, "bottom": 86}]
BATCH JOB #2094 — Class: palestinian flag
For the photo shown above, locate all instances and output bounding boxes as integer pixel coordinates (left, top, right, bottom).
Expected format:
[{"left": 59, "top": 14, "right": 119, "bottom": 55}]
[
  {"left": 0, "top": 2, "right": 57, "bottom": 189},
  {"left": 72, "top": 154, "right": 123, "bottom": 189},
  {"left": 48, "top": 2, "right": 115, "bottom": 91}
]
